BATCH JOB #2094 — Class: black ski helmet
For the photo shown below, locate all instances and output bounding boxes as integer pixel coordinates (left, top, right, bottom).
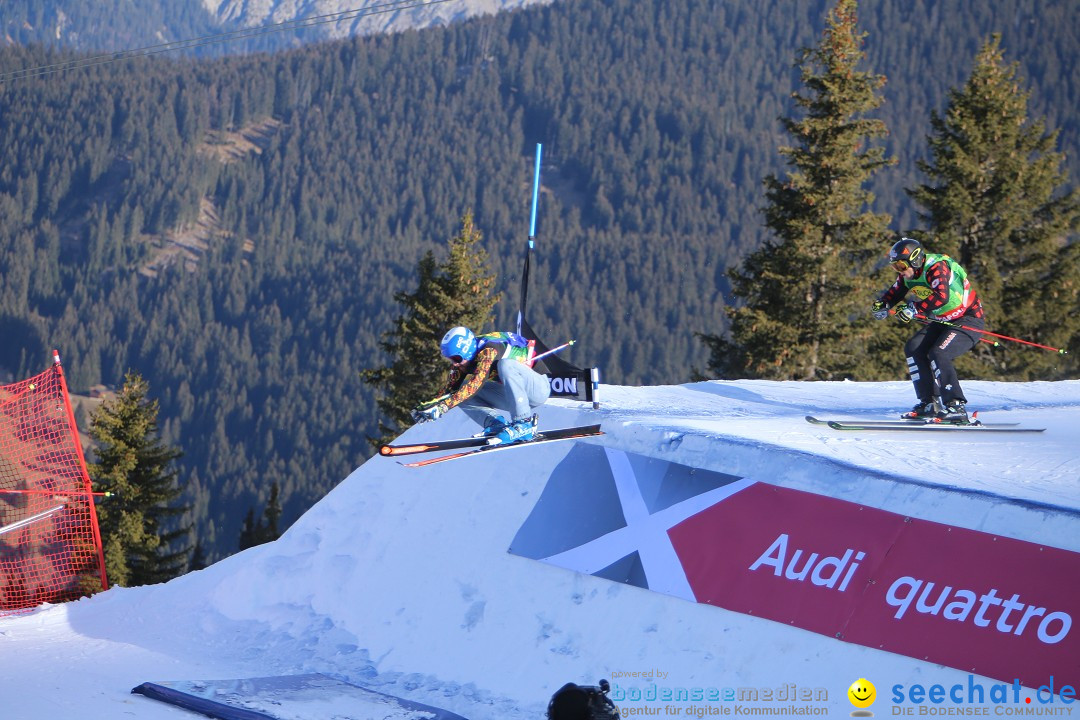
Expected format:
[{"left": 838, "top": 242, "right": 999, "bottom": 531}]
[{"left": 889, "top": 237, "right": 925, "bottom": 271}]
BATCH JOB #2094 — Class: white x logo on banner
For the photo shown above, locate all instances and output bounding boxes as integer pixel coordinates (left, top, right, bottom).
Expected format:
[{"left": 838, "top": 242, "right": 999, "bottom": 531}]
[{"left": 540, "top": 447, "right": 755, "bottom": 600}]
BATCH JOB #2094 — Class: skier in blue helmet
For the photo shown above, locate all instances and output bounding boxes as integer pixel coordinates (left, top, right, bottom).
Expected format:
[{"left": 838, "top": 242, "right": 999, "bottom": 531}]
[
  {"left": 440, "top": 326, "right": 479, "bottom": 363},
  {"left": 412, "top": 326, "right": 551, "bottom": 445}
]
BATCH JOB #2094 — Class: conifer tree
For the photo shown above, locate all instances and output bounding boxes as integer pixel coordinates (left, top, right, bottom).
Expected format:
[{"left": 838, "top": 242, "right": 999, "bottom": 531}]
[
  {"left": 87, "top": 371, "right": 190, "bottom": 587},
  {"left": 362, "top": 211, "right": 501, "bottom": 446},
  {"left": 701, "top": 0, "right": 896, "bottom": 380},
  {"left": 909, "top": 35, "right": 1080, "bottom": 379},
  {"left": 238, "top": 482, "right": 281, "bottom": 550},
  {"left": 189, "top": 541, "right": 209, "bottom": 572}
]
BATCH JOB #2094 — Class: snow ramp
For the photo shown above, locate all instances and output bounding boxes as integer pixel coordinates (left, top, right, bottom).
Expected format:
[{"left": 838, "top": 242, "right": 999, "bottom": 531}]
[{"left": 135, "top": 380, "right": 1080, "bottom": 720}]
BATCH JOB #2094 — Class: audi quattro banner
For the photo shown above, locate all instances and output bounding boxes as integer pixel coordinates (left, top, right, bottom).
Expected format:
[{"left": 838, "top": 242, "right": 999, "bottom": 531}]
[
  {"left": 668, "top": 482, "right": 1080, "bottom": 688},
  {"left": 842, "top": 516, "right": 1076, "bottom": 689},
  {"left": 508, "top": 446, "right": 1079, "bottom": 686}
]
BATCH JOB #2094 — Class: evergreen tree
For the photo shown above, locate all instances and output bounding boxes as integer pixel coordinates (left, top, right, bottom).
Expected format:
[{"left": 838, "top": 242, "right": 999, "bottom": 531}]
[
  {"left": 701, "top": 0, "right": 896, "bottom": 380},
  {"left": 362, "top": 211, "right": 501, "bottom": 447},
  {"left": 87, "top": 371, "right": 190, "bottom": 587},
  {"left": 237, "top": 482, "right": 281, "bottom": 550},
  {"left": 188, "top": 541, "right": 209, "bottom": 572},
  {"left": 909, "top": 35, "right": 1080, "bottom": 379}
]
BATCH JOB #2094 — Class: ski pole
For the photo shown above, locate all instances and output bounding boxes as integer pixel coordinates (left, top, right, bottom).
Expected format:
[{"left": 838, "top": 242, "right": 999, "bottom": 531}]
[
  {"left": 0, "top": 488, "right": 114, "bottom": 498},
  {"left": 908, "top": 315, "right": 998, "bottom": 347},
  {"left": 531, "top": 340, "right": 576, "bottom": 364},
  {"left": 915, "top": 313, "right": 1068, "bottom": 354},
  {"left": 411, "top": 393, "right": 453, "bottom": 424},
  {"left": 416, "top": 394, "right": 450, "bottom": 410},
  {"left": 0, "top": 505, "right": 65, "bottom": 537},
  {"left": 888, "top": 306, "right": 996, "bottom": 345}
]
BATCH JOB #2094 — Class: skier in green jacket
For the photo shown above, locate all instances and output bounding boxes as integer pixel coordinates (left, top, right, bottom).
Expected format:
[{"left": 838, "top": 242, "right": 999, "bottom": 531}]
[{"left": 872, "top": 238, "right": 985, "bottom": 423}]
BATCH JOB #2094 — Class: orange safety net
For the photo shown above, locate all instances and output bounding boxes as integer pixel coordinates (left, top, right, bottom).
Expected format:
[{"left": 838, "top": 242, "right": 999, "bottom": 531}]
[{"left": 0, "top": 353, "right": 108, "bottom": 615}]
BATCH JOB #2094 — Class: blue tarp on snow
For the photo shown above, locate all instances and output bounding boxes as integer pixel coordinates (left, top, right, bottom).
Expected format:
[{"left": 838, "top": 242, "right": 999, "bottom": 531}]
[{"left": 132, "top": 673, "right": 469, "bottom": 720}]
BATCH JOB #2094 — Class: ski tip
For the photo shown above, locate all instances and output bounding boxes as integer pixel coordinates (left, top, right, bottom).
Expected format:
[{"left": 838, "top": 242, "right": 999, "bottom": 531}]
[{"left": 380, "top": 443, "right": 443, "bottom": 457}]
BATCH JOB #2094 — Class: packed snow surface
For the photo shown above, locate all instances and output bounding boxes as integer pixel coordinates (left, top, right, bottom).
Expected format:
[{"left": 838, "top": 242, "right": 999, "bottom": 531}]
[{"left": 2, "top": 379, "right": 1078, "bottom": 719}]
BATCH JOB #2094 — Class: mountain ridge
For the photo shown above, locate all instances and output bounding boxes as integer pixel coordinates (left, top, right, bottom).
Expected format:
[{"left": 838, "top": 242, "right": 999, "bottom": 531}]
[
  {"left": 1, "top": 0, "right": 556, "bottom": 55},
  {"left": 202, "top": 0, "right": 555, "bottom": 40}
]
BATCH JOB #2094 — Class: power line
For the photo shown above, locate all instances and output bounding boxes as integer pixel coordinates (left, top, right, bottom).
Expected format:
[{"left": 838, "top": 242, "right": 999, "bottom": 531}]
[{"left": 0, "top": 0, "right": 458, "bottom": 85}]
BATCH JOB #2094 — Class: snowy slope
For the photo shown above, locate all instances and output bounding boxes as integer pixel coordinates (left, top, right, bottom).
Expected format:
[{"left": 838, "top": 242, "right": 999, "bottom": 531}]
[{"left": 1, "top": 379, "right": 1078, "bottom": 719}]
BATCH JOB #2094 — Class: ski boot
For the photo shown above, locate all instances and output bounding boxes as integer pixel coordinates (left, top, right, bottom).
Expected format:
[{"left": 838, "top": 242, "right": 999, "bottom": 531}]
[
  {"left": 490, "top": 415, "right": 537, "bottom": 445},
  {"left": 480, "top": 414, "right": 510, "bottom": 438},
  {"left": 937, "top": 400, "right": 970, "bottom": 425},
  {"left": 901, "top": 398, "right": 941, "bottom": 421}
]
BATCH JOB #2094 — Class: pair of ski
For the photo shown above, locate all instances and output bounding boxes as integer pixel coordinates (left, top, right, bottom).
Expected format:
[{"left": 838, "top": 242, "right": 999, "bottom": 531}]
[
  {"left": 805, "top": 415, "right": 1045, "bottom": 433},
  {"left": 380, "top": 424, "right": 604, "bottom": 467}
]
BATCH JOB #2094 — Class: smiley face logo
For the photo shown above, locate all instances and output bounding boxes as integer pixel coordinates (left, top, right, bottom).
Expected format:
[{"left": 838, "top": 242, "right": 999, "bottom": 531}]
[{"left": 848, "top": 678, "right": 876, "bottom": 709}]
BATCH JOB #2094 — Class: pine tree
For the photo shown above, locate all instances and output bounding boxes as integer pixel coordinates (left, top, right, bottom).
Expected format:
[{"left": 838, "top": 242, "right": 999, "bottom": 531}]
[
  {"left": 909, "top": 35, "right": 1080, "bottom": 380},
  {"left": 701, "top": 0, "right": 896, "bottom": 380},
  {"left": 362, "top": 211, "right": 501, "bottom": 447},
  {"left": 238, "top": 508, "right": 259, "bottom": 551},
  {"left": 238, "top": 482, "right": 281, "bottom": 551},
  {"left": 87, "top": 371, "right": 190, "bottom": 587},
  {"left": 188, "top": 541, "right": 209, "bottom": 572}
]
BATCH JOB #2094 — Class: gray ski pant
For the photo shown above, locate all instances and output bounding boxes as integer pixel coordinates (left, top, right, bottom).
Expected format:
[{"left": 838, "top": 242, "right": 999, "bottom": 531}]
[{"left": 463, "top": 358, "right": 551, "bottom": 423}]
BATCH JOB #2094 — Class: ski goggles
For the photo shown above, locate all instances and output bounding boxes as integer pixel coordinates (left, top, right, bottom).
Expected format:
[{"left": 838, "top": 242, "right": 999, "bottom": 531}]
[{"left": 891, "top": 259, "right": 914, "bottom": 272}]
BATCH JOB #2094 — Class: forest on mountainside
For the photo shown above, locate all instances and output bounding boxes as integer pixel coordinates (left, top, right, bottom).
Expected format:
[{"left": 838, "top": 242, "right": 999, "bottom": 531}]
[{"left": 0, "top": 0, "right": 1076, "bottom": 560}]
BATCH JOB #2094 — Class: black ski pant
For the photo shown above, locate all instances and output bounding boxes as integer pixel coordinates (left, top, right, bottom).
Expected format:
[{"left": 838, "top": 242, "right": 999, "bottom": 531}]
[{"left": 904, "top": 314, "right": 984, "bottom": 405}]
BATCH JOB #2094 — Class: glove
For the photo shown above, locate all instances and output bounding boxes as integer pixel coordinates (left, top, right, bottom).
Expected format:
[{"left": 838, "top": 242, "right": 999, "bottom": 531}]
[
  {"left": 412, "top": 401, "right": 448, "bottom": 423},
  {"left": 871, "top": 300, "right": 889, "bottom": 321},
  {"left": 895, "top": 301, "right": 917, "bottom": 324}
]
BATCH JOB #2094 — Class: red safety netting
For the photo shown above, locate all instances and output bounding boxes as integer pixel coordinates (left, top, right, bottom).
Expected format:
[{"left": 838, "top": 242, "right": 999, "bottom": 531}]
[{"left": 0, "top": 353, "right": 108, "bottom": 615}]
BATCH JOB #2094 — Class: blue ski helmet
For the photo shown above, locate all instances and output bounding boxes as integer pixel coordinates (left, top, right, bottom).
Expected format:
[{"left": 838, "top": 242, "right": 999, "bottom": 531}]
[{"left": 440, "top": 326, "right": 477, "bottom": 362}]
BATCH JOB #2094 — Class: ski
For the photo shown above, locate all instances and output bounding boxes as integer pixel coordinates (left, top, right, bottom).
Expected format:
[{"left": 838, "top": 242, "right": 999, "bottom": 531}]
[
  {"left": 824, "top": 420, "right": 1044, "bottom": 433},
  {"left": 380, "top": 421, "right": 591, "bottom": 457},
  {"left": 380, "top": 435, "right": 490, "bottom": 457},
  {"left": 400, "top": 424, "right": 603, "bottom": 467},
  {"left": 805, "top": 415, "right": 1021, "bottom": 428}
]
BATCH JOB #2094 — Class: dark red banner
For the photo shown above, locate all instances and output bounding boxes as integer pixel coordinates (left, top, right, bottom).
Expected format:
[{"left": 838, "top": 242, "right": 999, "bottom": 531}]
[{"left": 668, "top": 483, "right": 1080, "bottom": 688}]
